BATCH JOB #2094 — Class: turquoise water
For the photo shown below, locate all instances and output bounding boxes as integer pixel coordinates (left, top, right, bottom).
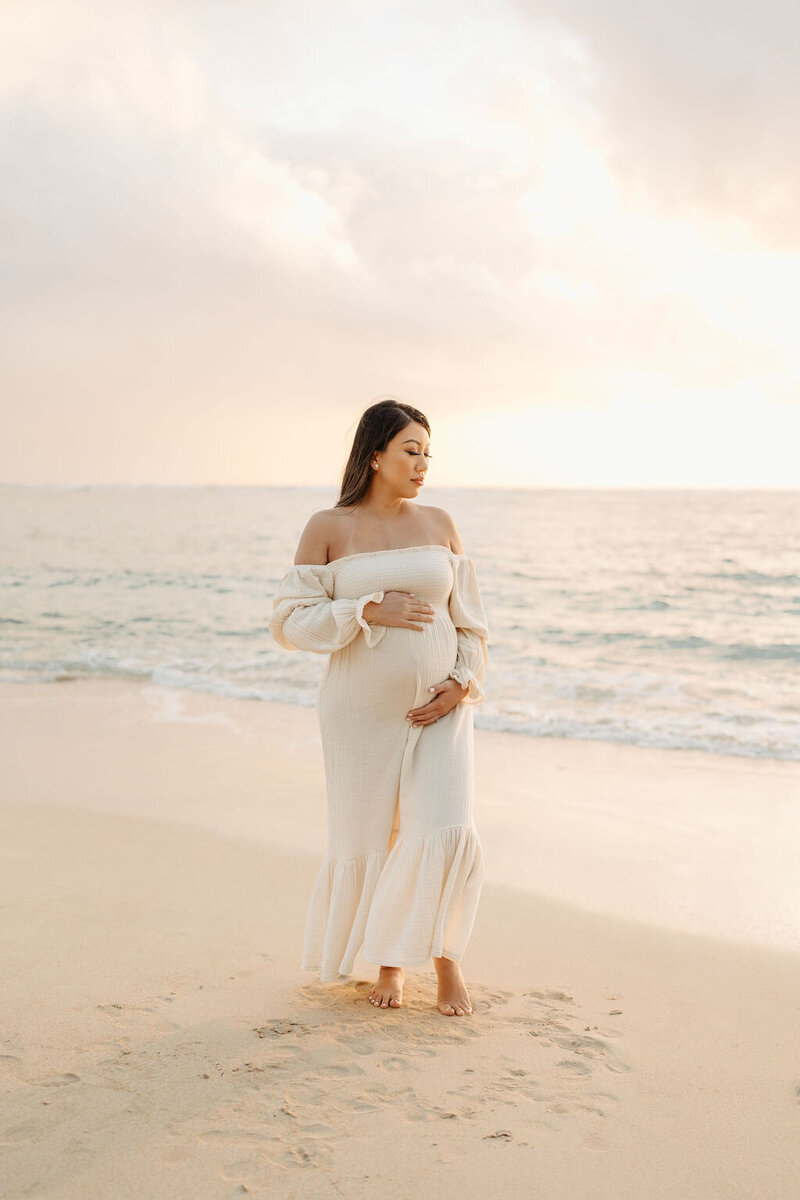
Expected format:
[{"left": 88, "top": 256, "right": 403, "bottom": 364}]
[{"left": 1, "top": 484, "right": 798, "bottom": 760}]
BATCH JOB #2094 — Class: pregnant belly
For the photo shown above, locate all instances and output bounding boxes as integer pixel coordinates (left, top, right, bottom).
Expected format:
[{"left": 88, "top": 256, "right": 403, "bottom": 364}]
[
  {"left": 322, "top": 612, "right": 458, "bottom": 716},
  {"left": 375, "top": 619, "right": 458, "bottom": 689}
]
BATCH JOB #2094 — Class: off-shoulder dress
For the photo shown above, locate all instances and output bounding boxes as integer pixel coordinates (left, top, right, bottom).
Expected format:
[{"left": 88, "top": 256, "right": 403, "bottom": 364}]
[{"left": 269, "top": 544, "right": 489, "bottom": 982}]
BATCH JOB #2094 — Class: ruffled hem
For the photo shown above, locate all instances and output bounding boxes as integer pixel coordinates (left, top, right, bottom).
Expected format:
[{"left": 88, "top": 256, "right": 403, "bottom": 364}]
[
  {"left": 302, "top": 826, "right": 485, "bottom": 981},
  {"left": 302, "top": 848, "right": 390, "bottom": 982},
  {"left": 361, "top": 824, "right": 485, "bottom": 968}
]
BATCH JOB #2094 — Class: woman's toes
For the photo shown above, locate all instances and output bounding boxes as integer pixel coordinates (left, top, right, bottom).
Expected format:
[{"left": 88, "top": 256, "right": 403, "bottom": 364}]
[
  {"left": 436, "top": 992, "right": 472, "bottom": 1015},
  {"left": 370, "top": 969, "right": 403, "bottom": 1010}
]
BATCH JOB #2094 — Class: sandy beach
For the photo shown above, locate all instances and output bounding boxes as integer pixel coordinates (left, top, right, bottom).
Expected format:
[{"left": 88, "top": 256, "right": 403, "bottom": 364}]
[{"left": 2, "top": 679, "right": 799, "bottom": 1199}]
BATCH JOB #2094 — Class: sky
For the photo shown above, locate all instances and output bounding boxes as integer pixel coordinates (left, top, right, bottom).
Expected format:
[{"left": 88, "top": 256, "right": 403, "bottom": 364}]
[{"left": 1, "top": 0, "right": 799, "bottom": 488}]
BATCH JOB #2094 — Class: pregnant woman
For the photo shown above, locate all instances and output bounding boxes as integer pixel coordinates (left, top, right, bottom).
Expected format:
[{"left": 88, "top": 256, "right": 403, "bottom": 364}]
[{"left": 269, "top": 398, "right": 489, "bottom": 1016}]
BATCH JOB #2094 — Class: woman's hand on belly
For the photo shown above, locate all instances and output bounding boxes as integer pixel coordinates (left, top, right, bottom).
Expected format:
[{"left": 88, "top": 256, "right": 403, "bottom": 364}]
[
  {"left": 406, "top": 677, "right": 469, "bottom": 727},
  {"left": 362, "top": 590, "right": 435, "bottom": 631}
]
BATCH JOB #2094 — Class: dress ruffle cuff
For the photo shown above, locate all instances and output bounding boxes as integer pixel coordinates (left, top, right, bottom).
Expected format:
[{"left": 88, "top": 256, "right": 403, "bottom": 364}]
[
  {"left": 353, "top": 590, "right": 386, "bottom": 647},
  {"left": 448, "top": 665, "right": 485, "bottom": 704}
]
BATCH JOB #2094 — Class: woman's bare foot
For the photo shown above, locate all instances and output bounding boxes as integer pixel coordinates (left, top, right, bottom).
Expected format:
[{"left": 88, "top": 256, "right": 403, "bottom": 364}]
[
  {"left": 433, "top": 955, "right": 472, "bottom": 1015},
  {"left": 368, "top": 966, "right": 404, "bottom": 1009}
]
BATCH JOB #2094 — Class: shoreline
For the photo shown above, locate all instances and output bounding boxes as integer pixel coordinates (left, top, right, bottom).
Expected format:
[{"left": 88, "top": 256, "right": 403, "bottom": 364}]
[
  {"left": 4, "top": 672, "right": 796, "bottom": 765},
  {"left": 3, "top": 678, "right": 799, "bottom": 951}
]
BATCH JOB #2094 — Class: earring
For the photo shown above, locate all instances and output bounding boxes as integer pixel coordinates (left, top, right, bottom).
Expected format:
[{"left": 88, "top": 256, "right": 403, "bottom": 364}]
[{"left": 372, "top": 461, "right": 378, "bottom": 469}]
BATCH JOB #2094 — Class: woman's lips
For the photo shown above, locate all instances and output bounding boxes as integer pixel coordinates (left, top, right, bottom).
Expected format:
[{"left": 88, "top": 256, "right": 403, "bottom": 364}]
[{"left": 412, "top": 477, "right": 424, "bottom": 484}]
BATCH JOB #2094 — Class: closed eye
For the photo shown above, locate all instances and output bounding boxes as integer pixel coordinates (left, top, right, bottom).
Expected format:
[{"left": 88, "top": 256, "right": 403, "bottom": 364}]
[{"left": 407, "top": 451, "right": 433, "bottom": 458}]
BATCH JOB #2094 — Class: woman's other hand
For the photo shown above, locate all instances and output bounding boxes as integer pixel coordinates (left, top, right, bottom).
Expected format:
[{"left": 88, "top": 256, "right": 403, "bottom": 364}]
[
  {"left": 406, "top": 678, "right": 469, "bottom": 726},
  {"left": 362, "top": 591, "right": 435, "bottom": 631}
]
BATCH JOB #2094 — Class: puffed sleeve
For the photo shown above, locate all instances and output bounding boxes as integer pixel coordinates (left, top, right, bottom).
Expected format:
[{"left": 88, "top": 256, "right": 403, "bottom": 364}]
[
  {"left": 269, "top": 563, "right": 387, "bottom": 653},
  {"left": 448, "top": 555, "right": 490, "bottom": 704}
]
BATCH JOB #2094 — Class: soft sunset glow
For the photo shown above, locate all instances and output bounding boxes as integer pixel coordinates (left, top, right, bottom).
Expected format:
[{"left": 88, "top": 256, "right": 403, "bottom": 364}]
[{"left": 1, "top": 0, "right": 798, "bottom": 486}]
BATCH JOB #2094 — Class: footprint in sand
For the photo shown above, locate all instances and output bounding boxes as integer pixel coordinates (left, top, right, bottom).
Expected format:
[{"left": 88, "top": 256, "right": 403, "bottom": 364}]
[
  {"left": 557, "top": 1059, "right": 593, "bottom": 1076},
  {"left": 96, "top": 995, "right": 180, "bottom": 1033},
  {"left": 505, "top": 993, "right": 631, "bottom": 1077},
  {"left": 525, "top": 989, "right": 576, "bottom": 1004},
  {"left": 97, "top": 997, "right": 174, "bottom": 1015},
  {"left": 550, "top": 1030, "right": 630, "bottom": 1070},
  {"left": 252, "top": 1019, "right": 312, "bottom": 1040},
  {"left": 208, "top": 1102, "right": 339, "bottom": 1171},
  {"left": 469, "top": 985, "right": 514, "bottom": 1012},
  {"left": 283, "top": 1142, "right": 330, "bottom": 1168},
  {"left": 38, "top": 1072, "right": 82, "bottom": 1087},
  {"left": 218, "top": 1156, "right": 278, "bottom": 1189},
  {"left": 200, "top": 1129, "right": 267, "bottom": 1146},
  {"left": 317, "top": 1062, "right": 366, "bottom": 1077}
]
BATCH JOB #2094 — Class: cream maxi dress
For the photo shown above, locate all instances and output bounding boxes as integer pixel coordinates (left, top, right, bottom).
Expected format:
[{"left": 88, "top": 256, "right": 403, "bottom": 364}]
[{"left": 269, "top": 543, "right": 489, "bottom": 983}]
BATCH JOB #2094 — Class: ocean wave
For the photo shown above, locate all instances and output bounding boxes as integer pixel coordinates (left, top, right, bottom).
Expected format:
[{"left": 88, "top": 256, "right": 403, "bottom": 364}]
[
  {"left": 703, "top": 570, "right": 800, "bottom": 586},
  {"left": 473, "top": 707, "right": 800, "bottom": 761},
  {"left": 718, "top": 642, "right": 800, "bottom": 661},
  {"left": 522, "top": 628, "right": 799, "bottom": 661},
  {"left": 2, "top": 664, "right": 798, "bottom": 761}
]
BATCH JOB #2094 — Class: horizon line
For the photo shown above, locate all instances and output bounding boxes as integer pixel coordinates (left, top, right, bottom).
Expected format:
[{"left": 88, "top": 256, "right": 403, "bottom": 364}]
[{"left": 2, "top": 481, "right": 799, "bottom": 493}]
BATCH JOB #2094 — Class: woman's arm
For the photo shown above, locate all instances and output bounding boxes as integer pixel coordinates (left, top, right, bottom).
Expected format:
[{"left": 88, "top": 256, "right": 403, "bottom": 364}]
[
  {"left": 270, "top": 564, "right": 387, "bottom": 653},
  {"left": 270, "top": 508, "right": 384, "bottom": 653}
]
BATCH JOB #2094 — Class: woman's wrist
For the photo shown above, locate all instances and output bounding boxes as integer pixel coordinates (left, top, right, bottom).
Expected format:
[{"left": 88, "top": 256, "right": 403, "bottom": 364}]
[{"left": 362, "top": 600, "right": 381, "bottom": 623}]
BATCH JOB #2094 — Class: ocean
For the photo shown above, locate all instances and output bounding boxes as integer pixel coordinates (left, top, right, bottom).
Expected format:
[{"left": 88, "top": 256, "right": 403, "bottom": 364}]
[{"left": 1, "top": 484, "right": 798, "bottom": 761}]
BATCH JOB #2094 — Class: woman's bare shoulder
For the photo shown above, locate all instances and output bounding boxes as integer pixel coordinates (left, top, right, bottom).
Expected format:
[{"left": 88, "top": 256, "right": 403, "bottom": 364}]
[
  {"left": 422, "top": 505, "right": 465, "bottom": 554},
  {"left": 294, "top": 508, "right": 346, "bottom": 565}
]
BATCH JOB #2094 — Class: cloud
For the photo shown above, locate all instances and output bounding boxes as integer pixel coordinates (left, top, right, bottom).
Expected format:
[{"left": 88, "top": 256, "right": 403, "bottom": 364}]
[
  {"left": 0, "top": 0, "right": 797, "bottom": 484},
  {"left": 514, "top": 0, "right": 800, "bottom": 245}
]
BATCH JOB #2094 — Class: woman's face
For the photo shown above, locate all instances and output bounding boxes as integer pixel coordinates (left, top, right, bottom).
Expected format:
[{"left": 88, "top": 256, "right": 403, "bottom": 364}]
[{"left": 373, "top": 420, "right": 431, "bottom": 498}]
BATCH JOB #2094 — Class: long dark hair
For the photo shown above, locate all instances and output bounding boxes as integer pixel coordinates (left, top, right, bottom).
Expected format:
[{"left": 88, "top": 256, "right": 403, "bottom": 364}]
[{"left": 336, "top": 397, "right": 430, "bottom": 508}]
